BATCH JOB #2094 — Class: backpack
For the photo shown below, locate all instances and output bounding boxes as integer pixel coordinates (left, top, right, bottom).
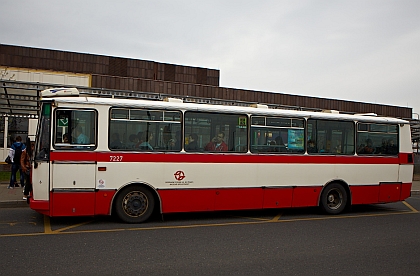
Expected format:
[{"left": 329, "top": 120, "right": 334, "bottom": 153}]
[{"left": 13, "top": 143, "right": 23, "bottom": 163}]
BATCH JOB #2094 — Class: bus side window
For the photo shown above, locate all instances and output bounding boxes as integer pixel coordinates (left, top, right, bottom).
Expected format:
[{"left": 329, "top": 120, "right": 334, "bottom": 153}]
[
  {"left": 250, "top": 116, "right": 304, "bottom": 154},
  {"left": 357, "top": 123, "right": 398, "bottom": 155},
  {"left": 184, "top": 111, "right": 246, "bottom": 153},
  {"left": 307, "top": 119, "right": 354, "bottom": 155},
  {"left": 108, "top": 108, "right": 182, "bottom": 152}
]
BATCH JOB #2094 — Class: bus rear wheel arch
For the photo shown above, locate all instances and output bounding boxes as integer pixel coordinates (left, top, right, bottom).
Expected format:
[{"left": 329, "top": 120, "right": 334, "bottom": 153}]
[
  {"left": 114, "top": 184, "right": 157, "bottom": 223},
  {"left": 319, "top": 182, "right": 349, "bottom": 215}
]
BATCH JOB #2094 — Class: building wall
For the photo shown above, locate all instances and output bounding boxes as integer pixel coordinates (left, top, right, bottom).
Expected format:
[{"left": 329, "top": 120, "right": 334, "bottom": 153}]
[
  {"left": 0, "top": 66, "right": 90, "bottom": 87},
  {"left": 0, "top": 44, "right": 219, "bottom": 86},
  {"left": 0, "top": 44, "right": 413, "bottom": 119}
]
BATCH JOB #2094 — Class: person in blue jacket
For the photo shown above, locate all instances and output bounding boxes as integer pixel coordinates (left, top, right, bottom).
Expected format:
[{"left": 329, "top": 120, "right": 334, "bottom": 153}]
[{"left": 8, "top": 136, "right": 26, "bottom": 189}]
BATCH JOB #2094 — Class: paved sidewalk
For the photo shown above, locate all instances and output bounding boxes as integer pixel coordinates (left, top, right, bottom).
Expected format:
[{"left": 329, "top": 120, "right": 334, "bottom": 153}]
[
  {"left": 410, "top": 180, "right": 420, "bottom": 195},
  {"left": 1, "top": 180, "right": 419, "bottom": 209},
  {"left": 0, "top": 182, "right": 28, "bottom": 208}
]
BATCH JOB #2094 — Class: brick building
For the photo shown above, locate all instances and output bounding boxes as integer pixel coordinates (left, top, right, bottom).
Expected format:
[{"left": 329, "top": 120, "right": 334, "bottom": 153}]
[{"left": 0, "top": 43, "right": 416, "bottom": 159}]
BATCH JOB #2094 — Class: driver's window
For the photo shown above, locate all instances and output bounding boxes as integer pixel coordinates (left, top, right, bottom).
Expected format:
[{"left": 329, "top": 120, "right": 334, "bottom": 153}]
[{"left": 53, "top": 109, "right": 97, "bottom": 150}]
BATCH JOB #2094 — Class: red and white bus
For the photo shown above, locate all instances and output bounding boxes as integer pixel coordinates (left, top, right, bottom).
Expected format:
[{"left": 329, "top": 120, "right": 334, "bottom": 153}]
[{"left": 30, "top": 88, "right": 414, "bottom": 223}]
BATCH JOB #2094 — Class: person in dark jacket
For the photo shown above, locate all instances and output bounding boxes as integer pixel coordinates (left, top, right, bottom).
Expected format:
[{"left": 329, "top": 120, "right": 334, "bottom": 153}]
[
  {"left": 8, "top": 136, "right": 26, "bottom": 189},
  {"left": 186, "top": 133, "right": 199, "bottom": 151},
  {"left": 21, "top": 137, "right": 34, "bottom": 200}
]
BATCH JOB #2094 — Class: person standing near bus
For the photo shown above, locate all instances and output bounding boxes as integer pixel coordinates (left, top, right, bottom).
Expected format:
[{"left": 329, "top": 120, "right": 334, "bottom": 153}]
[
  {"left": 21, "top": 137, "right": 34, "bottom": 200},
  {"left": 7, "top": 136, "right": 26, "bottom": 189},
  {"left": 204, "top": 132, "right": 228, "bottom": 152}
]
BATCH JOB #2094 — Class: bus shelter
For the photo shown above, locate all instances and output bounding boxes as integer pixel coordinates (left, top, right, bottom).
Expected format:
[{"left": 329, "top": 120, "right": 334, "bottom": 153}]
[{"left": 0, "top": 80, "right": 40, "bottom": 160}]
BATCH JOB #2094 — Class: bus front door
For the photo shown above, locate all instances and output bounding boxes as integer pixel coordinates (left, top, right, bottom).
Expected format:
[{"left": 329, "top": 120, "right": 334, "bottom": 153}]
[
  {"left": 31, "top": 101, "right": 53, "bottom": 215},
  {"left": 31, "top": 158, "right": 51, "bottom": 210}
]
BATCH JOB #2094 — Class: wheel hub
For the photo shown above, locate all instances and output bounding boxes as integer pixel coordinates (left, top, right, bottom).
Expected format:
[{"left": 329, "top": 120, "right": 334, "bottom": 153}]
[
  {"left": 326, "top": 188, "right": 343, "bottom": 210},
  {"left": 122, "top": 191, "right": 148, "bottom": 217}
]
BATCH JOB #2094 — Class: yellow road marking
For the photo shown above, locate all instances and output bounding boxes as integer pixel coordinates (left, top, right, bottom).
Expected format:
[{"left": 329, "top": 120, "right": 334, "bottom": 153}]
[
  {"left": 0, "top": 221, "right": 18, "bottom": 226},
  {"left": 43, "top": 215, "right": 94, "bottom": 233},
  {"left": 44, "top": 215, "right": 53, "bottom": 234},
  {"left": 0, "top": 208, "right": 417, "bottom": 238},
  {"left": 402, "top": 201, "right": 419, "bottom": 212},
  {"left": 233, "top": 212, "right": 282, "bottom": 221},
  {"left": 270, "top": 212, "right": 283, "bottom": 221},
  {"left": 0, "top": 201, "right": 417, "bottom": 237},
  {"left": 53, "top": 220, "right": 95, "bottom": 233},
  {"left": 232, "top": 216, "right": 272, "bottom": 221}
]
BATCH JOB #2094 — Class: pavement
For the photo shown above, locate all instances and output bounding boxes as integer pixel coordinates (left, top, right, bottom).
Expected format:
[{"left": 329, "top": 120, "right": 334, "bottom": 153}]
[
  {"left": 0, "top": 182, "right": 29, "bottom": 208},
  {"left": 1, "top": 180, "right": 419, "bottom": 209}
]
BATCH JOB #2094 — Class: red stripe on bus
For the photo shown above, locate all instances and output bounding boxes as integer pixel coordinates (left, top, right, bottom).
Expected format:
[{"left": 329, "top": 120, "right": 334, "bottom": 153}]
[
  {"left": 34, "top": 182, "right": 411, "bottom": 217},
  {"left": 150, "top": 186, "right": 323, "bottom": 213},
  {"left": 350, "top": 182, "right": 412, "bottom": 204},
  {"left": 399, "top": 153, "right": 414, "bottom": 164},
  {"left": 400, "top": 183, "right": 412, "bottom": 200},
  {"left": 50, "top": 151, "right": 402, "bottom": 164},
  {"left": 29, "top": 198, "right": 50, "bottom": 216}
]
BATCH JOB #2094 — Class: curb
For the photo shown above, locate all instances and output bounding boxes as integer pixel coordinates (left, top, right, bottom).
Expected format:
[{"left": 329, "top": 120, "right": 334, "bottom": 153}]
[
  {"left": 412, "top": 190, "right": 420, "bottom": 195},
  {"left": 0, "top": 200, "right": 29, "bottom": 208}
]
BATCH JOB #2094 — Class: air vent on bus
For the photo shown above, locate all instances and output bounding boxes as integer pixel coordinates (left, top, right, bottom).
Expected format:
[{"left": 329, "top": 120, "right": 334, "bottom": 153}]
[
  {"left": 163, "top": 97, "right": 183, "bottom": 103},
  {"left": 322, "top": 109, "right": 340, "bottom": 114},
  {"left": 250, "top": 104, "right": 269, "bottom": 109},
  {"left": 354, "top": 113, "right": 377, "bottom": 116}
]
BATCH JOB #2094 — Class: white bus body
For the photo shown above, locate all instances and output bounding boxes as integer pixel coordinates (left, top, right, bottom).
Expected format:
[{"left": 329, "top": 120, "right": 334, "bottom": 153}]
[{"left": 30, "top": 89, "right": 414, "bottom": 223}]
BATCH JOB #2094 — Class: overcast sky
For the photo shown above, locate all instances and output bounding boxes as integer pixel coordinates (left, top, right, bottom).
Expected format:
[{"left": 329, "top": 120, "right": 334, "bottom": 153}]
[{"left": 1, "top": 0, "right": 419, "bottom": 118}]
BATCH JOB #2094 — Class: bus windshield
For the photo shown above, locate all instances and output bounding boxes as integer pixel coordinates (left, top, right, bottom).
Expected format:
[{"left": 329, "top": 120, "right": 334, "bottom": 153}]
[{"left": 35, "top": 102, "right": 52, "bottom": 161}]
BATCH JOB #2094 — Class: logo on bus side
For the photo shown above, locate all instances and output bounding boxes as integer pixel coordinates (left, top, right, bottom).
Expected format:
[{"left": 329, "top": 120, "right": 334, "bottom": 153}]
[
  {"left": 174, "top": 171, "right": 185, "bottom": 181},
  {"left": 165, "top": 171, "right": 193, "bottom": 186}
]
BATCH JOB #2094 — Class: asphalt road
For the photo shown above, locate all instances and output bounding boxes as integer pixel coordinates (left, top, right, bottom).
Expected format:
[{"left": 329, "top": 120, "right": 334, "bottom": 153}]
[{"left": 1, "top": 196, "right": 420, "bottom": 275}]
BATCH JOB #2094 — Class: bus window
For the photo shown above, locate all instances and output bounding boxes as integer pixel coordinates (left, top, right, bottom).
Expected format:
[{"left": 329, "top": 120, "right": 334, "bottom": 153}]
[
  {"left": 184, "top": 111, "right": 247, "bottom": 152},
  {"left": 307, "top": 120, "right": 355, "bottom": 155},
  {"left": 250, "top": 116, "right": 304, "bottom": 153},
  {"left": 109, "top": 108, "right": 181, "bottom": 151},
  {"left": 53, "top": 109, "right": 97, "bottom": 150},
  {"left": 357, "top": 123, "right": 398, "bottom": 155}
]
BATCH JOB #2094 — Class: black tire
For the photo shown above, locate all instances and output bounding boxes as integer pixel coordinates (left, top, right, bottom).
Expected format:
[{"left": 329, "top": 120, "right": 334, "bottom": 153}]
[
  {"left": 115, "top": 185, "right": 155, "bottom": 223},
  {"left": 320, "top": 183, "right": 348, "bottom": 215}
]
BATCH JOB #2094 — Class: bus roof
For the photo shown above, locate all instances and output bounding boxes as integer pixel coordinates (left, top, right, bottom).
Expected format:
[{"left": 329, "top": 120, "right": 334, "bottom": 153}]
[{"left": 41, "top": 88, "right": 408, "bottom": 124}]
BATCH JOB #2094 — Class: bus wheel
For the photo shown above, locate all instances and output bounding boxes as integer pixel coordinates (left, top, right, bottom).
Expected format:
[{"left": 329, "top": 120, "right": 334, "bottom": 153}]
[
  {"left": 115, "top": 186, "right": 155, "bottom": 223},
  {"left": 320, "top": 183, "right": 347, "bottom": 215}
]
